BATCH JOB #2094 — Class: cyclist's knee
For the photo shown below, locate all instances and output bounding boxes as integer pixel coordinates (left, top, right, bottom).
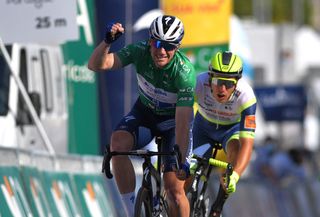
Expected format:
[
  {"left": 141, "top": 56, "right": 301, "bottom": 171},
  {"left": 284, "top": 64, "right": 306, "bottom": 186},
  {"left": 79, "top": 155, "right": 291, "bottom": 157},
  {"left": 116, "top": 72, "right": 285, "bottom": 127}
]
[
  {"left": 110, "top": 131, "right": 134, "bottom": 151},
  {"left": 166, "top": 186, "right": 185, "bottom": 206},
  {"left": 165, "top": 177, "right": 185, "bottom": 205}
]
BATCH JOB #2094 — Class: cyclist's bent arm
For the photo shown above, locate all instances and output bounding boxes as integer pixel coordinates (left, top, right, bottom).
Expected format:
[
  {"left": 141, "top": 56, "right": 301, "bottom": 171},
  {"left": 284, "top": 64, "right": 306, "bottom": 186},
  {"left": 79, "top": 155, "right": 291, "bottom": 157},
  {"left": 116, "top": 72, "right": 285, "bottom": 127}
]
[
  {"left": 88, "top": 41, "right": 123, "bottom": 72},
  {"left": 175, "top": 106, "right": 193, "bottom": 163},
  {"left": 234, "top": 137, "right": 254, "bottom": 176}
]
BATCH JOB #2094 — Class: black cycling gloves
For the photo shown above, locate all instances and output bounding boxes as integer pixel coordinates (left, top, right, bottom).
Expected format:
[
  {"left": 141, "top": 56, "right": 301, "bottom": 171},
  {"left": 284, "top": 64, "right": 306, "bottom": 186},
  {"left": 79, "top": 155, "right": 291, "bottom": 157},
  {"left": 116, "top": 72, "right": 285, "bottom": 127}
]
[{"left": 104, "top": 22, "right": 123, "bottom": 44}]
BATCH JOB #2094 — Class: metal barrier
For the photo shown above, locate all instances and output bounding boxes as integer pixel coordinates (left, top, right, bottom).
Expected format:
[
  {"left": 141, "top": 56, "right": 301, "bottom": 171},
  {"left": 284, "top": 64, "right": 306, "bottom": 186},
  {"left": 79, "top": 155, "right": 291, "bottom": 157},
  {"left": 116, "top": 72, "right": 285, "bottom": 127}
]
[
  {"left": 217, "top": 178, "right": 320, "bottom": 217},
  {"left": 1, "top": 146, "right": 320, "bottom": 217}
]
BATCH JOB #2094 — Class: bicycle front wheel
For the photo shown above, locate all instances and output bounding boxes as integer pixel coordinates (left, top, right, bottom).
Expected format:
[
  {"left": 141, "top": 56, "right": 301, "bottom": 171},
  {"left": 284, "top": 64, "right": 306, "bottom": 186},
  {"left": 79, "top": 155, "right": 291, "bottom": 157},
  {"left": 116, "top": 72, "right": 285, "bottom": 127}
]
[
  {"left": 187, "top": 177, "right": 210, "bottom": 217},
  {"left": 134, "top": 187, "right": 152, "bottom": 217}
]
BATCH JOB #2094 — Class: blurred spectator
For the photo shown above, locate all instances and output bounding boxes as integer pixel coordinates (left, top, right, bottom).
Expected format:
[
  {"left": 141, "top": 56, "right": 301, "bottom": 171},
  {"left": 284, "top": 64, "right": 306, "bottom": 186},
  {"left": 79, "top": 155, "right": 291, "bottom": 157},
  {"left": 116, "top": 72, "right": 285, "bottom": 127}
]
[
  {"left": 251, "top": 135, "right": 311, "bottom": 183},
  {"left": 251, "top": 136, "right": 277, "bottom": 178},
  {"left": 252, "top": 143, "right": 309, "bottom": 185},
  {"left": 267, "top": 148, "right": 307, "bottom": 183}
]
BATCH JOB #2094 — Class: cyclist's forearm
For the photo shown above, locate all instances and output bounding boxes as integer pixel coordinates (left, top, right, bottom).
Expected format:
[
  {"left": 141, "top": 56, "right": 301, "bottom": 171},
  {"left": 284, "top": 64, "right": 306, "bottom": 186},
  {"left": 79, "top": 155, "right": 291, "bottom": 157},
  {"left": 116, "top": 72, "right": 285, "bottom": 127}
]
[
  {"left": 234, "top": 137, "right": 254, "bottom": 176},
  {"left": 175, "top": 106, "right": 193, "bottom": 162},
  {"left": 88, "top": 41, "right": 114, "bottom": 71}
]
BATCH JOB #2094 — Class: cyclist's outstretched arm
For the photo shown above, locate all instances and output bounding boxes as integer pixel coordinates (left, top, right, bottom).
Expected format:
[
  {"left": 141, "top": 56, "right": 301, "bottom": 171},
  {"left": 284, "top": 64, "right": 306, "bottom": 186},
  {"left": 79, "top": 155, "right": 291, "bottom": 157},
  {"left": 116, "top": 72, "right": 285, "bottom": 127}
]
[
  {"left": 88, "top": 41, "right": 122, "bottom": 71},
  {"left": 88, "top": 22, "right": 124, "bottom": 72}
]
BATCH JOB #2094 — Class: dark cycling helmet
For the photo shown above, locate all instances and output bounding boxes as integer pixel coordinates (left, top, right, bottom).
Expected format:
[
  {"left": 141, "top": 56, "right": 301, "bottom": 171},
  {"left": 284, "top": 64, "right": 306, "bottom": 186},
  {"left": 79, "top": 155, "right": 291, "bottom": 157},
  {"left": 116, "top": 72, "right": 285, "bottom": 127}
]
[
  {"left": 149, "top": 15, "right": 184, "bottom": 45},
  {"left": 209, "top": 51, "right": 243, "bottom": 78}
]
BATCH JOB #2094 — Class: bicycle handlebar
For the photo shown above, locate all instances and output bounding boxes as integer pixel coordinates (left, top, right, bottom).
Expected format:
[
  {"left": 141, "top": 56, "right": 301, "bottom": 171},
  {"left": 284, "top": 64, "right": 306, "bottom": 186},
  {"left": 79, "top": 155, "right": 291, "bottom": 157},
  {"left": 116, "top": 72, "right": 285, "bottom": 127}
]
[
  {"left": 208, "top": 158, "right": 228, "bottom": 169},
  {"left": 102, "top": 145, "right": 182, "bottom": 179},
  {"left": 191, "top": 154, "right": 230, "bottom": 168},
  {"left": 191, "top": 154, "right": 233, "bottom": 189}
]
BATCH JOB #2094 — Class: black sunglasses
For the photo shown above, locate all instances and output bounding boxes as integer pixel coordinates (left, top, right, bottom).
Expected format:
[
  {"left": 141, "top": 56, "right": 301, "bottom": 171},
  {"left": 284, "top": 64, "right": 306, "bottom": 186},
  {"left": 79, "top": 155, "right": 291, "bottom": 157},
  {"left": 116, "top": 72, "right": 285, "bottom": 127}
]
[
  {"left": 212, "top": 77, "right": 236, "bottom": 89},
  {"left": 151, "top": 40, "right": 178, "bottom": 51}
]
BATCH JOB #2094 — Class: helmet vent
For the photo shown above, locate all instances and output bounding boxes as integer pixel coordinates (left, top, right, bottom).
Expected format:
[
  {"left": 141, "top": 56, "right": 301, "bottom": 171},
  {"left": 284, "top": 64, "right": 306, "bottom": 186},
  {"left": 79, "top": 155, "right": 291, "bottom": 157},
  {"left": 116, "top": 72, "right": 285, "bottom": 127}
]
[
  {"left": 149, "top": 15, "right": 184, "bottom": 44},
  {"left": 170, "top": 24, "right": 180, "bottom": 37},
  {"left": 222, "top": 52, "right": 232, "bottom": 65}
]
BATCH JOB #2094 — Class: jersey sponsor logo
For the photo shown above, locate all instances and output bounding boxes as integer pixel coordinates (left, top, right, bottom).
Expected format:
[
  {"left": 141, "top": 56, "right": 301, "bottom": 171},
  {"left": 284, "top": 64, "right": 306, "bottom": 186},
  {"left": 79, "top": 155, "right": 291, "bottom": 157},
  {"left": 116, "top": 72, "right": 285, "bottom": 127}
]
[
  {"left": 182, "top": 64, "right": 191, "bottom": 73},
  {"left": 233, "top": 90, "right": 241, "bottom": 98},
  {"left": 178, "top": 96, "right": 193, "bottom": 101},
  {"left": 154, "top": 88, "right": 167, "bottom": 96},
  {"left": 125, "top": 115, "right": 136, "bottom": 122},
  {"left": 244, "top": 115, "right": 256, "bottom": 130},
  {"left": 179, "top": 87, "right": 194, "bottom": 93},
  {"left": 186, "top": 87, "right": 194, "bottom": 92}
]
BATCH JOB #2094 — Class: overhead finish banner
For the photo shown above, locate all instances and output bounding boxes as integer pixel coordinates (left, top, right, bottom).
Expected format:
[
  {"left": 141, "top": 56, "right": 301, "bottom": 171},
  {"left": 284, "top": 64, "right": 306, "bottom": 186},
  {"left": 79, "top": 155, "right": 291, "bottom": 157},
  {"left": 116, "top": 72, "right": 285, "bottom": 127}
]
[
  {"left": 0, "top": 0, "right": 78, "bottom": 44},
  {"left": 161, "top": 0, "right": 231, "bottom": 47}
]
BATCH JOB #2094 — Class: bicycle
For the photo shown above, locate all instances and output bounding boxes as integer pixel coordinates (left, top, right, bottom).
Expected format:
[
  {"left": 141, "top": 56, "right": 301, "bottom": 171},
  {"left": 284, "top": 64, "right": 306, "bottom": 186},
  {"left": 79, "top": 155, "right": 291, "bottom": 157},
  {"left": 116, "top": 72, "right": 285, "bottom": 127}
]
[
  {"left": 102, "top": 137, "right": 181, "bottom": 217},
  {"left": 186, "top": 142, "right": 233, "bottom": 217}
]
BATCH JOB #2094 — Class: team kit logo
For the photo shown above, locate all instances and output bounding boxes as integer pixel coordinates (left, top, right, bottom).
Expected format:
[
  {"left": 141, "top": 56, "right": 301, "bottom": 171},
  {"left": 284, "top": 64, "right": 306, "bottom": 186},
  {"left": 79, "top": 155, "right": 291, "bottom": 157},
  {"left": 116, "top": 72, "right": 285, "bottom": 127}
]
[{"left": 244, "top": 115, "right": 256, "bottom": 130}]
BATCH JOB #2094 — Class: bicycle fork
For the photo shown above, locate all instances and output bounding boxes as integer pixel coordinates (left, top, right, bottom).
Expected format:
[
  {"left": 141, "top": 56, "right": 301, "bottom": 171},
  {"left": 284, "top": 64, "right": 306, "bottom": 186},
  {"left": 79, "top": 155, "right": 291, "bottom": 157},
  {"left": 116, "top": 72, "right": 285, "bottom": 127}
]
[{"left": 142, "top": 159, "right": 163, "bottom": 216}]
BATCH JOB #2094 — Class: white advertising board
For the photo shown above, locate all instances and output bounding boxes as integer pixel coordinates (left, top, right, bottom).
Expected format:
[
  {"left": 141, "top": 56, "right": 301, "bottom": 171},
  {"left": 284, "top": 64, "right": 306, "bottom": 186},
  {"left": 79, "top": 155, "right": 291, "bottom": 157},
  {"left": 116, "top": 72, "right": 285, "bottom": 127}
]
[{"left": 0, "top": 0, "right": 78, "bottom": 44}]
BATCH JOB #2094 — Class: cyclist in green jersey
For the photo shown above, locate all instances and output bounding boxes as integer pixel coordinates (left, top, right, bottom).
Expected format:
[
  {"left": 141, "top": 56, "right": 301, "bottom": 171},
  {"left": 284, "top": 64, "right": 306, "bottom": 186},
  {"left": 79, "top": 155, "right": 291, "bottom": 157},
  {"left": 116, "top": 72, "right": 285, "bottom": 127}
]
[{"left": 88, "top": 15, "right": 195, "bottom": 217}]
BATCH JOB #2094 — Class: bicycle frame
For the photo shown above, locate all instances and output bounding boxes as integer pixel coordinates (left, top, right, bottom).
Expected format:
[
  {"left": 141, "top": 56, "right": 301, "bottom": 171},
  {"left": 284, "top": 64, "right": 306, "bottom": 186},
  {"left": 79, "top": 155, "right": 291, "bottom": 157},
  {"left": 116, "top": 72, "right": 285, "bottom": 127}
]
[
  {"left": 187, "top": 142, "right": 233, "bottom": 217},
  {"left": 102, "top": 138, "right": 181, "bottom": 217},
  {"left": 140, "top": 152, "right": 162, "bottom": 214}
]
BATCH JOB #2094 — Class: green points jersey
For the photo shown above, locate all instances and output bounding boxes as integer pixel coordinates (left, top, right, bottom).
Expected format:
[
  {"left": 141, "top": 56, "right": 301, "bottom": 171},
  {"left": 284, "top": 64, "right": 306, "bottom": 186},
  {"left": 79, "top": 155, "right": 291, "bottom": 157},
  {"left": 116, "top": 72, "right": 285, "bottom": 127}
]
[{"left": 117, "top": 40, "right": 196, "bottom": 116}]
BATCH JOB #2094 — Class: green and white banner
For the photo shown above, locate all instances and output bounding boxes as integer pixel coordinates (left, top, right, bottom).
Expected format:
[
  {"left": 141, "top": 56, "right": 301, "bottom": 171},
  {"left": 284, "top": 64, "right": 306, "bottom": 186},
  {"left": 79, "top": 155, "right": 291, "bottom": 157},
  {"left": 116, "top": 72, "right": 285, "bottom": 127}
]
[
  {"left": 0, "top": 167, "right": 32, "bottom": 217},
  {"left": 62, "top": 0, "right": 100, "bottom": 155}
]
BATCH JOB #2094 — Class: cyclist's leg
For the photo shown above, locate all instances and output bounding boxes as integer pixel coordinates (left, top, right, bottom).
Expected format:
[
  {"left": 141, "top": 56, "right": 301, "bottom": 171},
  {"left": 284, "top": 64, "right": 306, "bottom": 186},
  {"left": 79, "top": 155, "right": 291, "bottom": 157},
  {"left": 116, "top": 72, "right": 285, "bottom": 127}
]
[
  {"left": 137, "top": 127, "right": 158, "bottom": 165},
  {"left": 111, "top": 129, "right": 136, "bottom": 217},
  {"left": 164, "top": 172, "right": 189, "bottom": 216},
  {"left": 111, "top": 100, "right": 151, "bottom": 217},
  {"left": 192, "top": 113, "right": 222, "bottom": 159},
  {"left": 160, "top": 126, "right": 191, "bottom": 217},
  {"left": 186, "top": 113, "right": 218, "bottom": 190}
]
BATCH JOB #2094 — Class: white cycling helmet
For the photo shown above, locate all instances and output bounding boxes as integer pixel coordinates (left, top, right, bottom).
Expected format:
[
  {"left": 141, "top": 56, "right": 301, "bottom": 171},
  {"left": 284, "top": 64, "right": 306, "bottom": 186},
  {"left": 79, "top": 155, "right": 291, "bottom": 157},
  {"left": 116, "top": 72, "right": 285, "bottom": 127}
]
[{"left": 149, "top": 15, "right": 184, "bottom": 45}]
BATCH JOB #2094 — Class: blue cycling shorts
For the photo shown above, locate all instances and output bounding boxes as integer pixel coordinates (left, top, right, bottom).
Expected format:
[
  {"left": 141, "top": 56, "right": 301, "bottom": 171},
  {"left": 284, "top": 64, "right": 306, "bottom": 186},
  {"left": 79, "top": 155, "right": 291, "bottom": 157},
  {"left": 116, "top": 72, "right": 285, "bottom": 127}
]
[
  {"left": 192, "top": 112, "right": 240, "bottom": 158},
  {"left": 114, "top": 98, "right": 192, "bottom": 172}
]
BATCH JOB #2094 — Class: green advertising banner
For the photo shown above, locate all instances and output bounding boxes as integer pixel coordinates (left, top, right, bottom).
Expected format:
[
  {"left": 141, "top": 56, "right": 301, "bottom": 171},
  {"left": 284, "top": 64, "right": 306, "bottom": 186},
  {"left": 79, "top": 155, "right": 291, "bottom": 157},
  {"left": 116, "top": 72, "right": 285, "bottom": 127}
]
[
  {"left": 61, "top": 0, "right": 100, "bottom": 154},
  {"left": 20, "top": 166, "right": 52, "bottom": 217},
  {"left": 0, "top": 167, "right": 32, "bottom": 217},
  {"left": 41, "top": 171, "right": 82, "bottom": 217},
  {"left": 73, "top": 174, "right": 119, "bottom": 217},
  {"left": 181, "top": 44, "right": 228, "bottom": 74}
]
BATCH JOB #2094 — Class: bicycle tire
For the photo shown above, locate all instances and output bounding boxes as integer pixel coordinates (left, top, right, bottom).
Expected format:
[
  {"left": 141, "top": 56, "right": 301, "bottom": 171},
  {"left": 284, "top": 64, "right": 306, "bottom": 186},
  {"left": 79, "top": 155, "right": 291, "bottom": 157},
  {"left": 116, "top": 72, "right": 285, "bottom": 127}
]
[
  {"left": 187, "top": 190, "right": 198, "bottom": 216},
  {"left": 134, "top": 187, "right": 152, "bottom": 217},
  {"left": 193, "top": 198, "right": 208, "bottom": 217},
  {"left": 187, "top": 166, "right": 213, "bottom": 217},
  {"left": 188, "top": 177, "right": 208, "bottom": 217},
  {"left": 158, "top": 190, "right": 169, "bottom": 217}
]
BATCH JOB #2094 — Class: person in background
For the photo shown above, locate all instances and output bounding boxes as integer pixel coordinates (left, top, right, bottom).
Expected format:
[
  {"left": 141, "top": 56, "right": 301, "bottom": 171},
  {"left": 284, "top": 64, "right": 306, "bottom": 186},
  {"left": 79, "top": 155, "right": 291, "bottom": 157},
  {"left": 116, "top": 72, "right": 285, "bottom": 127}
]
[
  {"left": 251, "top": 136, "right": 277, "bottom": 179},
  {"left": 191, "top": 51, "right": 257, "bottom": 217},
  {"left": 88, "top": 15, "right": 195, "bottom": 217},
  {"left": 257, "top": 147, "right": 308, "bottom": 184}
]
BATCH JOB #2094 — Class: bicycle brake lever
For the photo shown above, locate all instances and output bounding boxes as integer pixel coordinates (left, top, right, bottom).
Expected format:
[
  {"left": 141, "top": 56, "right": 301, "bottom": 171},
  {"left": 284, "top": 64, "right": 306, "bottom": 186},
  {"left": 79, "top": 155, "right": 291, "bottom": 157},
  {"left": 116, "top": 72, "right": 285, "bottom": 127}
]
[
  {"left": 225, "top": 163, "right": 233, "bottom": 189},
  {"left": 102, "top": 146, "right": 113, "bottom": 179}
]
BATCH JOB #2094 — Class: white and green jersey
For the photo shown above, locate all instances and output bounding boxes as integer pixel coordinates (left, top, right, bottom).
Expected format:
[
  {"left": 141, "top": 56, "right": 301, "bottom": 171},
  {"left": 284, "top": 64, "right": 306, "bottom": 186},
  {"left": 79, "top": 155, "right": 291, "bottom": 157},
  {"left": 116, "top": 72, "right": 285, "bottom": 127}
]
[{"left": 117, "top": 41, "right": 196, "bottom": 115}]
